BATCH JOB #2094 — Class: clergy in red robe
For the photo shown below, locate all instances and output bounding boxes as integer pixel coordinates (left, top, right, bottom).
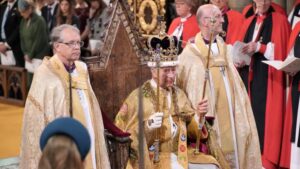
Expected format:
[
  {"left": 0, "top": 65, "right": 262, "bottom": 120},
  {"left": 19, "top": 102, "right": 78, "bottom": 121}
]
[
  {"left": 237, "top": 0, "right": 291, "bottom": 168},
  {"left": 242, "top": 1, "right": 286, "bottom": 18},
  {"left": 280, "top": 22, "right": 300, "bottom": 169},
  {"left": 209, "top": 0, "right": 244, "bottom": 44},
  {"left": 167, "top": 0, "right": 200, "bottom": 53},
  {"left": 289, "top": 0, "right": 300, "bottom": 29}
]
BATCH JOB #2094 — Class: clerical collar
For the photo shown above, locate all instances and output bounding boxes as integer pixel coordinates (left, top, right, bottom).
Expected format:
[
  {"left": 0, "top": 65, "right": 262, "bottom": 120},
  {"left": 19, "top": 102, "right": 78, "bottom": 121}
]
[
  {"left": 203, "top": 38, "right": 216, "bottom": 44},
  {"left": 64, "top": 63, "right": 76, "bottom": 73},
  {"left": 180, "top": 13, "right": 192, "bottom": 22},
  {"left": 255, "top": 13, "right": 267, "bottom": 24}
]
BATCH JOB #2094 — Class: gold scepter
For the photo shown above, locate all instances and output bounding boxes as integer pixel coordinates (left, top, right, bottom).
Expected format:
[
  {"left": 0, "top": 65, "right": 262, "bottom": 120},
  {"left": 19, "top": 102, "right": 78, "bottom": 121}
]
[
  {"left": 194, "top": 17, "right": 216, "bottom": 154},
  {"left": 153, "top": 43, "right": 161, "bottom": 163}
]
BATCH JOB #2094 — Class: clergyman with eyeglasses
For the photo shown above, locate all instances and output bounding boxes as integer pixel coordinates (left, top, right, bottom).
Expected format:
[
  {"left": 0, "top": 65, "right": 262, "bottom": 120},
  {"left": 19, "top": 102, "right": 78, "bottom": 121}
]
[{"left": 20, "top": 24, "right": 111, "bottom": 169}]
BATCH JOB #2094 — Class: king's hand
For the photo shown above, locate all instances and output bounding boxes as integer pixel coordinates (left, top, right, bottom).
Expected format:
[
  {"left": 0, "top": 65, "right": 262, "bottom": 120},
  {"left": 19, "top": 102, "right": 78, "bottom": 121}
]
[{"left": 147, "top": 112, "right": 164, "bottom": 130}]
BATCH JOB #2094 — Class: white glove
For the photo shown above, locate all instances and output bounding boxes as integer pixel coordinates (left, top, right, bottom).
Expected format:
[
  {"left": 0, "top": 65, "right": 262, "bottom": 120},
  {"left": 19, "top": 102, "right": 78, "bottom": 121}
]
[{"left": 147, "top": 112, "right": 164, "bottom": 130}]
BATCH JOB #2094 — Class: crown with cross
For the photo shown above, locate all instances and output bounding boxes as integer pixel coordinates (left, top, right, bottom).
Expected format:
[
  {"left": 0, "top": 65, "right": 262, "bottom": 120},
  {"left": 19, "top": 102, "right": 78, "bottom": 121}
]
[{"left": 146, "top": 24, "right": 179, "bottom": 68}]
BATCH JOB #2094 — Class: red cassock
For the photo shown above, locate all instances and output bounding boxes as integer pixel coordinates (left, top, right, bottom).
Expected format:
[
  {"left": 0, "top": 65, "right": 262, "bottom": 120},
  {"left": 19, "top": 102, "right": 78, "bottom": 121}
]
[
  {"left": 224, "top": 9, "right": 244, "bottom": 44},
  {"left": 167, "top": 15, "right": 200, "bottom": 47},
  {"left": 280, "top": 22, "right": 300, "bottom": 168},
  {"left": 242, "top": 2, "right": 287, "bottom": 18},
  {"left": 238, "top": 12, "right": 291, "bottom": 169}
]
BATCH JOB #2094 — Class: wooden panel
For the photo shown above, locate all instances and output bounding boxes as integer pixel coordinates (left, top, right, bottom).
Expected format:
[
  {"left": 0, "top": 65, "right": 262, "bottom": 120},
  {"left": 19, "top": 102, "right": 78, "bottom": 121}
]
[
  {"left": 0, "top": 66, "right": 27, "bottom": 106},
  {"left": 90, "top": 23, "right": 150, "bottom": 120}
]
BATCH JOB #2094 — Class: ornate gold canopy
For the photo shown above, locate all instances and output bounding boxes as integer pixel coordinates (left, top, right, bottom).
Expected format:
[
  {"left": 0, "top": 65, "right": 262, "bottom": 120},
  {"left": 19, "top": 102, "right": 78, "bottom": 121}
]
[{"left": 127, "top": 0, "right": 166, "bottom": 35}]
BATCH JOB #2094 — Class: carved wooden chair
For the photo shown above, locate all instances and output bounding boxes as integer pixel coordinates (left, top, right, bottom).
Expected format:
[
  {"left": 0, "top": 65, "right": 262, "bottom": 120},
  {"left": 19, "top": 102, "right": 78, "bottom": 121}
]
[{"left": 102, "top": 111, "right": 131, "bottom": 169}]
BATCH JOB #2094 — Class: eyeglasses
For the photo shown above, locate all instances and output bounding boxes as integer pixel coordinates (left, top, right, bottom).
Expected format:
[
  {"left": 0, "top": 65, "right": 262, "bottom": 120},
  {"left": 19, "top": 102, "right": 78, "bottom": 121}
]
[
  {"left": 204, "top": 14, "right": 222, "bottom": 20},
  {"left": 58, "top": 41, "right": 84, "bottom": 48}
]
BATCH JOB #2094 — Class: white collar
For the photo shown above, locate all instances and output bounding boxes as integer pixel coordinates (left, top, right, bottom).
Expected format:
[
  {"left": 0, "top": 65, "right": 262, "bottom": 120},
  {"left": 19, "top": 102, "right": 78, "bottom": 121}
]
[
  {"left": 150, "top": 79, "right": 158, "bottom": 89},
  {"left": 180, "top": 13, "right": 192, "bottom": 22},
  {"left": 150, "top": 79, "right": 167, "bottom": 91}
]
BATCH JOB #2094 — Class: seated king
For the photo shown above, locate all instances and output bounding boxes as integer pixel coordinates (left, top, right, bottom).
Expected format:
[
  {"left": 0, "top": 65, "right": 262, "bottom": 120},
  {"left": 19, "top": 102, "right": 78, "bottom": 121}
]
[{"left": 114, "top": 32, "right": 220, "bottom": 169}]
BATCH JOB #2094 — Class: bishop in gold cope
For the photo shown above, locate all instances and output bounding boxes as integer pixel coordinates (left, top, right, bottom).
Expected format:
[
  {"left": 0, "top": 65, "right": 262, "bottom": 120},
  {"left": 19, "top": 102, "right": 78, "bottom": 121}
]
[{"left": 176, "top": 4, "right": 262, "bottom": 169}]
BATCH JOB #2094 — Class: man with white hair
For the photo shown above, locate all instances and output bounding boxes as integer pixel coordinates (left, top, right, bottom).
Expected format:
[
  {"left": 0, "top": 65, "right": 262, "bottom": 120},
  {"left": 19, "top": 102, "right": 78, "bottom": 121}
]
[{"left": 177, "top": 4, "right": 261, "bottom": 169}]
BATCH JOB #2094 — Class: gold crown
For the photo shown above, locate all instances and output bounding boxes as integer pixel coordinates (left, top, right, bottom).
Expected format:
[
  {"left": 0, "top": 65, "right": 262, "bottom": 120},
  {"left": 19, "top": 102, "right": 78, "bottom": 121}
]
[{"left": 146, "top": 32, "right": 179, "bottom": 67}]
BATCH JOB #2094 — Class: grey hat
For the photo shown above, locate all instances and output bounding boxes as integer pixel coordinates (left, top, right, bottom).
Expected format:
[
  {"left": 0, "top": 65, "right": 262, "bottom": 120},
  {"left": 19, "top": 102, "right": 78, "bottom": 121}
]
[{"left": 18, "top": 0, "right": 32, "bottom": 11}]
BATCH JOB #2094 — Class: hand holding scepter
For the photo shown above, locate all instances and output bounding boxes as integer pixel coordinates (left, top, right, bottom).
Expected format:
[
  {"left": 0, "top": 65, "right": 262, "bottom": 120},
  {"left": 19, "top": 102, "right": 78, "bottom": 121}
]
[{"left": 194, "top": 16, "right": 217, "bottom": 154}]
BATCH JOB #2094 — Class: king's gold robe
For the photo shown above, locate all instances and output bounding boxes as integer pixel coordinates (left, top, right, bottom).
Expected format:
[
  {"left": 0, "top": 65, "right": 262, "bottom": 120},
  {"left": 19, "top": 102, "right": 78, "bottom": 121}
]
[
  {"left": 177, "top": 33, "right": 262, "bottom": 169},
  {"left": 115, "top": 80, "right": 219, "bottom": 169},
  {"left": 19, "top": 55, "right": 110, "bottom": 169}
]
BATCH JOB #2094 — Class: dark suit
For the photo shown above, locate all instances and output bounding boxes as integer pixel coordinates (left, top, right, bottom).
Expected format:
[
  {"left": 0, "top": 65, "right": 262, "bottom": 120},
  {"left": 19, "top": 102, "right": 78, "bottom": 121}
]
[
  {"left": 0, "top": 0, "right": 24, "bottom": 67},
  {"left": 41, "top": 3, "right": 58, "bottom": 33}
]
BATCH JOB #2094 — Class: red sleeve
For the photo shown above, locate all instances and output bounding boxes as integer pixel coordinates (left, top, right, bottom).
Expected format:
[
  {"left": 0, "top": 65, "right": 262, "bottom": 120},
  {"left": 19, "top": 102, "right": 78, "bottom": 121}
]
[
  {"left": 279, "top": 22, "right": 300, "bottom": 168},
  {"left": 258, "top": 44, "right": 266, "bottom": 54},
  {"left": 263, "top": 12, "right": 291, "bottom": 168},
  {"left": 167, "top": 17, "right": 180, "bottom": 35},
  {"left": 167, "top": 16, "right": 200, "bottom": 47},
  {"left": 226, "top": 10, "right": 244, "bottom": 44},
  {"left": 236, "top": 15, "right": 255, "bottom": 42},
  {"left": 182, "top": 15, "right": 200, "bottom": 44}
]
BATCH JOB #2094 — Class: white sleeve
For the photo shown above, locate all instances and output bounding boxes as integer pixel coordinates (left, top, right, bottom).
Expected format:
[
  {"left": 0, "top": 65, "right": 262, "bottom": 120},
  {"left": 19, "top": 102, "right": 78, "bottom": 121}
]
[{"left": 264, "top": 42, "right": 275, "bottom": 61}]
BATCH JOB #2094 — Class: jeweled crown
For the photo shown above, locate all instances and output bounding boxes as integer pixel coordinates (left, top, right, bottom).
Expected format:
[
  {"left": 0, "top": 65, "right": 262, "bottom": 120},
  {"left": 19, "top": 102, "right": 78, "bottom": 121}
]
[{"left": 146, "top": 31, "right": 179, "bottom": 67}]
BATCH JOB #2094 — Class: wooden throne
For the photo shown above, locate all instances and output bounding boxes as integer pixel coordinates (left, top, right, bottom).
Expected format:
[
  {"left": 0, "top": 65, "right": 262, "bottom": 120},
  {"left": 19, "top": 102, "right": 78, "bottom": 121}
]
[
  {"left": 82, "top": 0, "right": 167, "bottom": 168},
  {"left": 84, "top": 0, "right": 167, "bottom": 120}
]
